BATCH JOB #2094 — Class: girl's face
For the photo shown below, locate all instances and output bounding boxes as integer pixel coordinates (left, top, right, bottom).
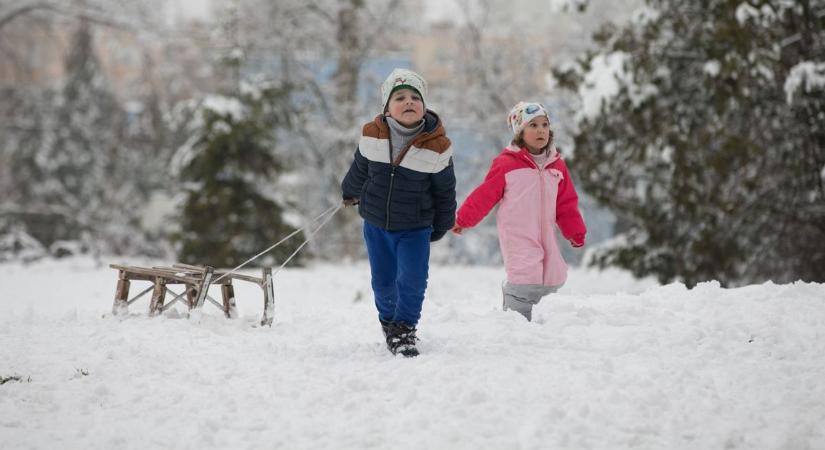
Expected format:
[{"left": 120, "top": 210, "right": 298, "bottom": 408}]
[
  {"left": 385, "top": 88, "right": 425, "bottom": 127},
  {"left": 522, "top": 116, "right": 551, "bottom": 153}
]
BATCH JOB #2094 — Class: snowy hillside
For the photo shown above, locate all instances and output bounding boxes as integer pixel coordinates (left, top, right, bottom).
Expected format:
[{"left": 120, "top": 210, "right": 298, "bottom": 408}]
[{"left": 1, "top": 258, "right": 824, "bottom": 449}]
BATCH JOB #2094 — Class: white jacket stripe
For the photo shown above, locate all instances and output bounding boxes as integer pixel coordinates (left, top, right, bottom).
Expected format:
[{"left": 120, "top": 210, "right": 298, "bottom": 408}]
[
  {"left": 358, "top": 136, "right": 451, "bottom": 174},
  {"left": 358, "top": 136, "right": 391, "bottom": 164},
  {"left": 400, "top": 145, "right": 452, "bottom": 173}
]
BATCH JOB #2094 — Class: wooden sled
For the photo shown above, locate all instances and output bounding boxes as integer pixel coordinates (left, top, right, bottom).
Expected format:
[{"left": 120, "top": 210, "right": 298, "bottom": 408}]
[{"left": 109, "top": 263, "right": 275, "bottom": 326}]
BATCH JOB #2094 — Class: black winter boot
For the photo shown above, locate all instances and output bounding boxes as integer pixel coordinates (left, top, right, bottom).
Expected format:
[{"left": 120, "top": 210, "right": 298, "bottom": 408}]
[
  {"left": 385, "top": 322, "right": 419, "bottom": 357},
  {"left": 379, "top": 319, "right": 391, "bottom": 338}
]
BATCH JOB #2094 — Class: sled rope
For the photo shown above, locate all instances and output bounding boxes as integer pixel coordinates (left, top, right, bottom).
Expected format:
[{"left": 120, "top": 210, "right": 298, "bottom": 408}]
[
  {"left": 271, "top": 203, "right": 342, "bottom": 278},
  {"left": 212, "top": 203, "right": 342, "bottom": 285}
]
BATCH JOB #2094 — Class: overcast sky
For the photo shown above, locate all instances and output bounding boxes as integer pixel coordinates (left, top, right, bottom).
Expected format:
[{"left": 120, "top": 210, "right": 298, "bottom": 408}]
[{"left": 171, "top": 0, "right": 211, "bottom": 22}]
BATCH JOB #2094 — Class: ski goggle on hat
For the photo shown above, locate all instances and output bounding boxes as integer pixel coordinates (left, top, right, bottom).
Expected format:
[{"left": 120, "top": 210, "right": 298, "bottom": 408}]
[{"left": 507, "top": 101, "right": 550, "bottom": 135}]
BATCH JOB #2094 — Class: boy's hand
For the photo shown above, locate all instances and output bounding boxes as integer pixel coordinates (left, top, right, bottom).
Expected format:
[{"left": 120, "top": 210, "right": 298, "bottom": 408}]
[
  {"left": 342, "top": 198, "right": 359, "bottom": 207},
  {"left": 570, "top": 234, "right": 585, "bottom": 248},
  {"left": 450, "top": 225, "right": 464, "bottom": 235}
]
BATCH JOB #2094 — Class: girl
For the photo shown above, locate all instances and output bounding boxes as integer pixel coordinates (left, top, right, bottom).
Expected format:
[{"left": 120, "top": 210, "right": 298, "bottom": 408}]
[{"left": 451, "top": 101, "right": 585, "bottom": 321}]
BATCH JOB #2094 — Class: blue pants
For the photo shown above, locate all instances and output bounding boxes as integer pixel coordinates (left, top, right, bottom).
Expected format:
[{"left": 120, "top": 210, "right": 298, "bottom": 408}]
[{"left": 363, "top": 221, "right": 432, "bottom": 326}]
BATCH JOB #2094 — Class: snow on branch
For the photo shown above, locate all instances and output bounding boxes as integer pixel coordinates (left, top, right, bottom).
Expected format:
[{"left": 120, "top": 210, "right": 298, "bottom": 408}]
[
  {"left": 784, "top": 61, "right": 825, "bottom": 104},
  {"left": 577, "top": 51, "right": 657, "bottom": 121},
  {"left": 200, "top": 95, "right": 246, "bottom": 121},
  {"left": 579, "top": 52, "right": 629, "bottom": 120},
  {"left": 630, "top": 5, "right": 660, "bottom": 26},
  {"left": 735, "top": 3, "right": 771, "bottom": 25}
]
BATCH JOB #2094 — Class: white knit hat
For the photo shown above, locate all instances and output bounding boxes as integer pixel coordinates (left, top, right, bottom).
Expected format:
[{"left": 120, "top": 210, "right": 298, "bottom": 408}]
[
  {"left": 381, "top": 68, "right": 427, "bottom": 110},
  {"left": 507, "top": 101, "right": 550, "bottom": 135}
]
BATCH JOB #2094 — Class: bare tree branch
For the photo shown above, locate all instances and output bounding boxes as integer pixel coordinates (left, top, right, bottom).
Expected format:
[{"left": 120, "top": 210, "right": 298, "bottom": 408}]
[
  {"left": 0, "top": 1, "right": 136, "bottom": 31},
  {"left": 0, "top": 2, "right": 57, "bottom": 29},
  {"left": 354, "top": 0, "right": 401, "bottom": 63},
  {"left": 304, "top": 0, "right": 336, "bottom": 25}
]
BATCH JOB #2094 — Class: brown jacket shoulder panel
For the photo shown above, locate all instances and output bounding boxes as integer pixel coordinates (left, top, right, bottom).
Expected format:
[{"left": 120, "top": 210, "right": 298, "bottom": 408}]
[
  {"left": 362, "top": 115, "right": 389, "bottom": 139},
  {"left": 416, "top": 134, "right": 451, "bottom": 154}
]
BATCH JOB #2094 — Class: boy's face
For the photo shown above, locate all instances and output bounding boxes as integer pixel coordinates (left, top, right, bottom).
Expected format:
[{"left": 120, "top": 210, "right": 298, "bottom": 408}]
[
  {"left": 522, "top": 116, "right": 551, "bottom": 153},
  {"left": 385, "top": 88, "right": 425, "bottom": 127}
]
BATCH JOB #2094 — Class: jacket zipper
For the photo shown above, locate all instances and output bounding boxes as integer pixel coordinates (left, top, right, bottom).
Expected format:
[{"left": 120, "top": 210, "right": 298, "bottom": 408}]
[
  {"left": 530, "top": 151, "right": 548, "bottom": 283},
  {"left": 386, "top": 133, "right": 394, "bottom": 228},
  {"left": 386, "top": 167, "right": 396, "bottom": 229},
  {"left": 385, "top": 130, "right": 429, "bottom": 229},
  {"left": 538, "top": 164, "right": 548, "bottom": 282}
]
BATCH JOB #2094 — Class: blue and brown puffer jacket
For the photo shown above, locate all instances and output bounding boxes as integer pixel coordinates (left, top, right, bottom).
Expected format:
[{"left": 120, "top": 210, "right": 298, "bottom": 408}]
[{"left": 341, "top": 110, "right": 456, "bottom": 241}]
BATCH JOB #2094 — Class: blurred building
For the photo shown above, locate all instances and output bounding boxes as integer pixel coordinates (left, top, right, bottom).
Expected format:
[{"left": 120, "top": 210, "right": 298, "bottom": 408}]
[
  {"left": 411, "top": 22, "right": 457, "bottom": 84},
  {"left": 0, "top": 17, "right": 219, "bottom": 104}
]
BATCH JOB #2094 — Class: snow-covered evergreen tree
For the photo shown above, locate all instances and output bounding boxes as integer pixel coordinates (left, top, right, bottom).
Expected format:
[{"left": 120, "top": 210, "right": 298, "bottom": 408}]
[
  {"left": 33, "top": 22, "right": 149, "bottom": 256},
  {"left": 172, "top": 84, "right": 300, "bottom": 268},
  {"left": 166, "top": 2, "right": 303, "bottom": 268},
  {"left": 555, "top": 0, "right": 825, "bottom": 285},
  {"left": 0, "top": 86, "right": 55, "bottom": 258},
  {"left": 1, "top": 2, "right": 236, "bottom": 260}
]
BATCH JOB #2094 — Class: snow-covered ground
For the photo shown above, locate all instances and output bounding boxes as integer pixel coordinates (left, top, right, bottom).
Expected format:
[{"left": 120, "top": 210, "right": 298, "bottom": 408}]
[{"left": 1, "top": 257, "right": 824, "bottom": 450}]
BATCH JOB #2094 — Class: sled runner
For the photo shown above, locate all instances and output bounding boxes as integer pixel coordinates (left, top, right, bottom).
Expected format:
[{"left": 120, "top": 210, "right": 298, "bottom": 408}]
[{"left": 109, "top": 263, "right": 275, "bottom": 326}]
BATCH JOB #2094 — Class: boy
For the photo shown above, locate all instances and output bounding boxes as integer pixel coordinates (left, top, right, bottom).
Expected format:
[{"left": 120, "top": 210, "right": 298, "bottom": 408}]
[{"left": 341, "top": 68, "right": 456, "bottom": 357}]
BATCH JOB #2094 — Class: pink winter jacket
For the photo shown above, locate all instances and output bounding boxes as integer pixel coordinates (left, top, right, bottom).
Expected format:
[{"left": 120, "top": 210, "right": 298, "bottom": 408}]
[{"left": 456, "top": 144, "right": 586, "bottom": 287}]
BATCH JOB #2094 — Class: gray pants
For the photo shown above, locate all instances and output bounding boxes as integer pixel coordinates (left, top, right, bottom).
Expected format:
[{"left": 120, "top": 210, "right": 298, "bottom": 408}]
[{"left": 502, "top": 281, "right": 561, "bottom": 322}]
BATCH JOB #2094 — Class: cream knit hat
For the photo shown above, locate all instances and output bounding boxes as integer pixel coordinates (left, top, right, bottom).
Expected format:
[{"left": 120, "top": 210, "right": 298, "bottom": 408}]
[{"left": 381, "top": 68, "right": 427, "bottom": 111}]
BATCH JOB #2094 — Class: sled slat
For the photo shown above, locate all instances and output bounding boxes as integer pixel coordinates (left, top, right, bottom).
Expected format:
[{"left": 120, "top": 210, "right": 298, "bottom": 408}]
[
  {"left": 109, "top": 264, "right": 200, "bottom": 284},
  {"left": 171, "top": 263, "right": 205, "bottom": 270}
]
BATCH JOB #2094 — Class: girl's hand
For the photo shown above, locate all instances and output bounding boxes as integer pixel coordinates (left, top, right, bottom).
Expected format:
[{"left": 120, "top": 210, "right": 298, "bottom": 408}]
[{"left": 451, "top": 225, "right": 464, "bottom": 235}]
